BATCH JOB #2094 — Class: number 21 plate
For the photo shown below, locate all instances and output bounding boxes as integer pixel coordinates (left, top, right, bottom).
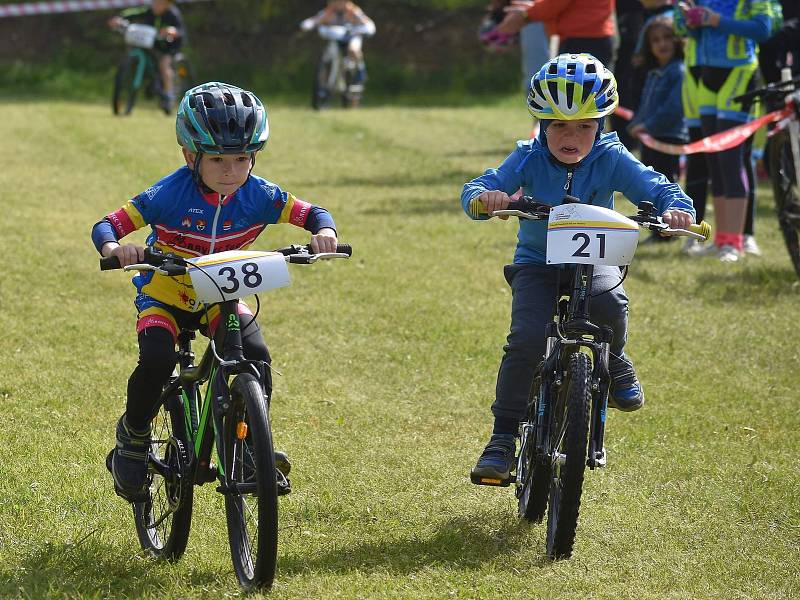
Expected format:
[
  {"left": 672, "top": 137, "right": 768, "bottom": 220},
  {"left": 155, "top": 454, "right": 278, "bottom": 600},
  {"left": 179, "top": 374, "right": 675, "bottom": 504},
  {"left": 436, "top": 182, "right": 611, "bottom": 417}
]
[{"left": 546, "top": 204, "right": 640, "bottom": 266}]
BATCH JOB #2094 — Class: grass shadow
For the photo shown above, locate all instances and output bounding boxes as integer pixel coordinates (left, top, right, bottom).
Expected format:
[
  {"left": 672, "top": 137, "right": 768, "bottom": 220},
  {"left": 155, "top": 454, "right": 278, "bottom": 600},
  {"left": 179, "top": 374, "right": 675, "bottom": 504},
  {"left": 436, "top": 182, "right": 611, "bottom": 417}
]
[
  {"left": 279, "top": 513, "right": 552, "bottom": 576},
  {"left": 1, "top": 534, "right": 219, "bottom": 598}
]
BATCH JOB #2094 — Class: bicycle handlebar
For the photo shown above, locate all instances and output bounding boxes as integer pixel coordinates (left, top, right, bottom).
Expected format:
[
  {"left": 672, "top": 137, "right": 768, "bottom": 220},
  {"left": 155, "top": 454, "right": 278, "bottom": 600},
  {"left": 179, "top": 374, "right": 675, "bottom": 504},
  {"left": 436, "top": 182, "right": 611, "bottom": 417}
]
[
  {"left": 469, "top": 195, "right": 710, "bottom": 240},
  {"left": 100, "top": 244, "right": 353, "bottom": 271},
  {"left": 733, "top": 76, "right": 800, "bottom": 104}
]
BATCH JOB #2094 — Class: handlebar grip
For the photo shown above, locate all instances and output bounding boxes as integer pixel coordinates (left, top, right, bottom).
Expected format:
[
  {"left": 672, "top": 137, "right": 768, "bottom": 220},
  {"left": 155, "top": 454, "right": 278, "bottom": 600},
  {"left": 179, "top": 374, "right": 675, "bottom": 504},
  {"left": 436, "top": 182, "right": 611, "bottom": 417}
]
[
  {"left": 688, "top": 221, "right": 711, "bottom": 241},
  {"left": 100, "top": 256, "right": 122, "bottom": 270},
  {"left": 468, "top": 197, "right": 488, "bottom": 218},
  {"left": 335, "top": 243, "right": 353, "bottom": 256}
]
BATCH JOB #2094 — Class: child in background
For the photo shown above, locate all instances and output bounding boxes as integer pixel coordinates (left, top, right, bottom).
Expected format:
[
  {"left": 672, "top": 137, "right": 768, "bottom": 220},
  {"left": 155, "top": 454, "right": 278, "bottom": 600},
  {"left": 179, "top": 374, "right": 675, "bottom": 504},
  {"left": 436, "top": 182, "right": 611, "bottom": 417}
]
[
  {"left": 461, "top": 54, "right": 695, "bottom": 486},
  {"left": 92, "top": 82, "right": 338, "bottom": 502},
  {"left": 628, "top": 12, "right": 687, "bottom": 242},
  {"left": 108, "top": 0, "right": 186, "bottom": 112},
  {"left": 301, "top": 1, "right": 376, "bottom": 84}
]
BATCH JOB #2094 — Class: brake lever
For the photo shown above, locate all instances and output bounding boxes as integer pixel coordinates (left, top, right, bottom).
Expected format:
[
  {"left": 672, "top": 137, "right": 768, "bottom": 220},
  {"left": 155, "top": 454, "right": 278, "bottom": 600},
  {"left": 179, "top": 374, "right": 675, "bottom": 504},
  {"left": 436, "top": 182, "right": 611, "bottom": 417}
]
[{"left": 490, "top": 209, "right": 542, "bottom": 220}]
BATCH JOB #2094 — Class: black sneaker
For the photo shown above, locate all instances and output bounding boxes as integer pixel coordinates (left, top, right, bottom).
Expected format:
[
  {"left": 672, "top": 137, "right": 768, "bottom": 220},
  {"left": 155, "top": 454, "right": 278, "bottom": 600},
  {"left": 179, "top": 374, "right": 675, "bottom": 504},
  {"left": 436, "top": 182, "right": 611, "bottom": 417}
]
[
  {"left": 107, "top": 415, "right": 152, "bottom": 502},
  {"left": 470, "top": 433, "right": 516, "bottom": 486}
]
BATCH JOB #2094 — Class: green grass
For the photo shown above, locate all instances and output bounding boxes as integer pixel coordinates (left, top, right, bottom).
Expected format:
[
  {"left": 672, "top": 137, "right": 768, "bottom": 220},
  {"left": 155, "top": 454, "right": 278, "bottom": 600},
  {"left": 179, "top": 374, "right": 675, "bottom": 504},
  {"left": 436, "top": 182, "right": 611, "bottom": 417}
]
[{"left": 0, "top": 98, "right": 798, "bottom": 599}]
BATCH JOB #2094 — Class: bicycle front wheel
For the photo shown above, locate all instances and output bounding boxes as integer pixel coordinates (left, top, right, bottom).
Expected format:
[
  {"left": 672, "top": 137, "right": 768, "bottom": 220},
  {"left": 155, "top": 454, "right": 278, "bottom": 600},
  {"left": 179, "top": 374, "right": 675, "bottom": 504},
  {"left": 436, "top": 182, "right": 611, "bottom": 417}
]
[
  {"left": 173, "top": 53, "right": 195, "bottom": 98},
  {"left": 112, "top": 54, "right": 140, "bottom": 115},
  {"left": 517, "top": 368, "right": 551, "bottom": 523},
  {"left": 545, "top": 351, "right": 590, "bottom": 559},
  {"left": 768, "top": 129, "right": 800, "bottom": 279},
  {"left": 312, "top": 56, "right": 333, "bottom": 110},
  {"left": 223, "top": 372, "right": 279, "bottom": 590},
  {"left": 134, "top": 391, "right": 194, "bottom": 560}
]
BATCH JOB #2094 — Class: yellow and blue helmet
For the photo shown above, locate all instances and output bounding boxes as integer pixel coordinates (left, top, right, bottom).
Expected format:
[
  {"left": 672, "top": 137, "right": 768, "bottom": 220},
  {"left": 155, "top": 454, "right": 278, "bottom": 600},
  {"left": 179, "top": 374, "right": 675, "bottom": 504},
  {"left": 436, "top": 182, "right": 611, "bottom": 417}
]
[
  {"left": 176, "top": 82, "right": 269, "bottom": 154},
  {"left": 527, "top": 53, "right": 618, "bottom": 120}
]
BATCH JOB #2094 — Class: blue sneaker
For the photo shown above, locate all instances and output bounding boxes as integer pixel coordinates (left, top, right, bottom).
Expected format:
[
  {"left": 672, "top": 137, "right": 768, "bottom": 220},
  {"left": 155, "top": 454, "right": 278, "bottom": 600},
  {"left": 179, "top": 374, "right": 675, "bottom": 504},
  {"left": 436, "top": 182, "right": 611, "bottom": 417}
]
[
  {"left": 470, "top": 433, "right": 516, "bottom": 486},
  {"left": 608, "top": 355, "right": 645, "bottom": 412},
  {"left": 106, "top": 415, "right": 152, "bottom": 502}
]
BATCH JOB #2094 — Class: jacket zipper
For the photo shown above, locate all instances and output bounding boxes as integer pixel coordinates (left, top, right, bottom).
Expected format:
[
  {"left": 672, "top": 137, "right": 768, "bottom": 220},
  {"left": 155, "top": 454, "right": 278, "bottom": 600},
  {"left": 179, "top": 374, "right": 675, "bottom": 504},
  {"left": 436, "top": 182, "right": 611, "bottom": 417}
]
[{"left": 208, "top": 193, "right": 225, "bottom": 253}]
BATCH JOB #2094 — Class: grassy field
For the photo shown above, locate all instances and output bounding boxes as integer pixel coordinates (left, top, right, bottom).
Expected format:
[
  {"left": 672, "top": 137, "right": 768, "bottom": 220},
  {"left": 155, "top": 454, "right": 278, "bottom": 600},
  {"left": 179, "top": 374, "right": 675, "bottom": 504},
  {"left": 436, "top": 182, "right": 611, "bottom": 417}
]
[{"left": 0, "top": 97, "right": 798, "bottom": 599}]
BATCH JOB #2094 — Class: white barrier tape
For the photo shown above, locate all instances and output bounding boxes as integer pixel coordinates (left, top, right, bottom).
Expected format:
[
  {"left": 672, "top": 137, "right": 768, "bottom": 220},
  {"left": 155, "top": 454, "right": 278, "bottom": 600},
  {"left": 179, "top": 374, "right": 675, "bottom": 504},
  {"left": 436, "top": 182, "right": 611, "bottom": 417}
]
[{"left": 0, "top": 0, "right": 211, "bottom": 18}]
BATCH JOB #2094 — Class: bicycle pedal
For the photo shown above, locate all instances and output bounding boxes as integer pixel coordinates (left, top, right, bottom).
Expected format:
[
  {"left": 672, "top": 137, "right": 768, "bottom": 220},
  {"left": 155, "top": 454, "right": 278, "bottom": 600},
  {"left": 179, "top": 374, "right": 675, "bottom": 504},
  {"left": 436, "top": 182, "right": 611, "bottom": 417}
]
[
  {"left": 277, "top": 471, "right": 292, "bottom": 496},
  {"left": 470, "top": 471, "right": 513, "bottom": 487}
]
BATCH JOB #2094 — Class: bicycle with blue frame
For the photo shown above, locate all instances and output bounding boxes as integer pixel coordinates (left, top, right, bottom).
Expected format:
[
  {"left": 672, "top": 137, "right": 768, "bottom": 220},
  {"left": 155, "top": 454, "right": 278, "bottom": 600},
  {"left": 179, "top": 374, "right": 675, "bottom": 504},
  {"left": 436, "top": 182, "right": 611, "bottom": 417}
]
[
  {"left": 472, "top": 196, "right": 709, "bottom": 559},
  {"left": 110, "top": 18, "right": 194, "bottom": 116},
  {"left": 101, "top": 243, "right": 351, "bottom": 590}
]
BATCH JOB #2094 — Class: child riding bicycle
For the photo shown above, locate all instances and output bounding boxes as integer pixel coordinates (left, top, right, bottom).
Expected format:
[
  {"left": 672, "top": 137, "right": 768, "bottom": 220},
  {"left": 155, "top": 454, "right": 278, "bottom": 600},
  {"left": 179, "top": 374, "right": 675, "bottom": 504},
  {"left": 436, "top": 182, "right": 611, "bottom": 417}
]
[
  {"left": 461, "top": 53, "right": 696, "bottom": 486},
  {"left": 300, "top": 0, "right": 376, "bottom": 84},
  {"left": 107, "top": 0, "right": 186, "bottom": 111},
  {"left": 91, "top": 82, "right": 339, "bottom": 502}
]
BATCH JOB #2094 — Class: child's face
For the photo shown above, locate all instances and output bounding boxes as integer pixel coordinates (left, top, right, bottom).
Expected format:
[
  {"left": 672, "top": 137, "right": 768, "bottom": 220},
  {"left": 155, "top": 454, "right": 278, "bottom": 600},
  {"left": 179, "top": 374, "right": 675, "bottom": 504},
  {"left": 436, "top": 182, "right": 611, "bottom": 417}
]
[
  {"left": 151, "top": 0, "right": 170, "bottom": 15},
  {"left": 648, "top": 24, "right": 676, "bottom": 66},
  {"left": 184, "top": 150, "right": 254, "bottom": 195},
  {"left": 545, "top": 120, "right": 599, "bottom": 164}
]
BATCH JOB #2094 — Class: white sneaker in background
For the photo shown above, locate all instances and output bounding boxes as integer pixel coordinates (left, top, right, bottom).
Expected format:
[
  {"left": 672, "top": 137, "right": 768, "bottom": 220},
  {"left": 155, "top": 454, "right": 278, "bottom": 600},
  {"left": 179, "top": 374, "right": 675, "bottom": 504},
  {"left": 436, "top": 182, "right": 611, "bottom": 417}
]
[
  {"left": 718, "top": 244, "right": 742, "bottom": 262},
  {"left": 686, "top": 241, "right": 718, "bottom": 257},
  {"left": 743, "top": 235, "right": 762, "bottom": 256},
  {"left": 682, "top": 238, "right": 699, "bottom": 254}
]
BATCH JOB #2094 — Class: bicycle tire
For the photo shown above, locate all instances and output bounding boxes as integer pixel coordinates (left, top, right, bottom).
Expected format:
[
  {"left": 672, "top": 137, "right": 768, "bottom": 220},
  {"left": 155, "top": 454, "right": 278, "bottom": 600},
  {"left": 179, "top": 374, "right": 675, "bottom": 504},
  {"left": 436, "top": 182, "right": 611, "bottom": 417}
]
[
  {"left": 312, "top": 56, "right": 333, "bottom": 110},
  {"left": 133, "top": 391, "right": 194, "bottom": 560},
  {"left": 112, "top": 54, "right": 140, "bottom": 116},
  {"left": 768, "top": 129, "right": 800, "bottom": 279},
  {"left": 223, "top": 372, "right": 279, "bottom": 590},
  {"left": 517, "top": 368, "right": 551, "bottom": 523},
  {"left": 545, "top": 351, "right": 591, "bottom": 559},
  {"left": 173, "top": 54, "right": 195, "bottom": 98}
]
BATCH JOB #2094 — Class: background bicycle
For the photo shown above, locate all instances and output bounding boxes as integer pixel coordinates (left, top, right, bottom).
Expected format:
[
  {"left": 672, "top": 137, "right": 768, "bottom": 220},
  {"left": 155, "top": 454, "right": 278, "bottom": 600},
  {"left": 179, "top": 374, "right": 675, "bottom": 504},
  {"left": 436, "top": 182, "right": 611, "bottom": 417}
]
[
  {"left": 110, "top": 18, "right": 194, "bottom": 116},
  {"left": 475, "top": 197, "right": 708, "bottom": 559},
  {"left": 736, "top": 69, "right": 800, "bottom": 280},
  {"left": 302, "top": 22, "right": 375, "bottom": 110},
  {"left": 100, "top": 244, "right": 351, "bottom": 590}
]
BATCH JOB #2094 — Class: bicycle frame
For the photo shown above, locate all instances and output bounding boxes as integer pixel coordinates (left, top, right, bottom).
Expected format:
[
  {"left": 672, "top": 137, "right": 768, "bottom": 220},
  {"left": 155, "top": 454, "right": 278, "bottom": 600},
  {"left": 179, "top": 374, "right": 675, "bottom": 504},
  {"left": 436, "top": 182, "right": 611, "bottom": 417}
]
[
  {"left": 321, "top": 39, "right": 347, "bottom": 94},
  {"left": 534, "top": 264, "right": 613, "bottom": 472},
  {"left": 153, "top": 300, "right": 270, "bottom": 492}
]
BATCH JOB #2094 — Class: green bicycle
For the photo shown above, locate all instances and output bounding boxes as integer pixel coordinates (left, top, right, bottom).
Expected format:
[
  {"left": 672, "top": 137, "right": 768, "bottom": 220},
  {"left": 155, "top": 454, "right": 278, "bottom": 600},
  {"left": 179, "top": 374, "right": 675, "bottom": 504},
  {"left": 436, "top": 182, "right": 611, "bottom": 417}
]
[
  {"left": 111, "top": 19, "right": 193, "bottom": 116},
  {"left": 101, "top": 243, "right": 351, "bottom": 590}
]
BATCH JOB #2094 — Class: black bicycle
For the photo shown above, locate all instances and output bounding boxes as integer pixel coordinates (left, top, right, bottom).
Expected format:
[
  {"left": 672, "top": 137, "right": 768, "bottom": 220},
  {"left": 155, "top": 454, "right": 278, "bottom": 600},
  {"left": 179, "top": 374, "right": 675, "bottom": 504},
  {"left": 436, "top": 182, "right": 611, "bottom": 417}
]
[
  {"left": 110, "top": 18, "right": 194, "bottom": 115},
  {"left": 735, "top": 72, "right": 800, "bottom": 279},
  {"left": 101, "top": 243, "right": 351, "bottom": 589},
  {"left": 473, "top": 196, "right": 708, "bottom": 559}
]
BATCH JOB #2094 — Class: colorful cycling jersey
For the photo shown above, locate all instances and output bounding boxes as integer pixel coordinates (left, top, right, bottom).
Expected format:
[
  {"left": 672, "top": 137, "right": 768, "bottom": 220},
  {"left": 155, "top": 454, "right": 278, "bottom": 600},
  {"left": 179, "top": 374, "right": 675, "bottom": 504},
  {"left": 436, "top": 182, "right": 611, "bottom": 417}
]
[
  {"left": 675, "top": 0, "right": 773, "bottom": 67},
  {"left": 92, "top": 166, "right": 336, "bottom": 312}
]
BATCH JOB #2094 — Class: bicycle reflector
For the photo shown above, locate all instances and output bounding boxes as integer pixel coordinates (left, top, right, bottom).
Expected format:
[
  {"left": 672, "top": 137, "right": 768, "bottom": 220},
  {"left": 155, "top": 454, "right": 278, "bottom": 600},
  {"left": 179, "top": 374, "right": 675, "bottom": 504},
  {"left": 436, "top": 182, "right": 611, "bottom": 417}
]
[{"left": 237, "top": 422, "right": 248, "bottom": 440}]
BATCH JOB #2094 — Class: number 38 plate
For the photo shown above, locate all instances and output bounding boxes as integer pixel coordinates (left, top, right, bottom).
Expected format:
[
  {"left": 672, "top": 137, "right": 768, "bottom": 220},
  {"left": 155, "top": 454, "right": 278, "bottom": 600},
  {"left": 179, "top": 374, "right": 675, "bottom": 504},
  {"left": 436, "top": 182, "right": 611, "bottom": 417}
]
[
  {"left": 546, "top": 204, "right": 640, "bottom": 266},
  {"left": 187, "top": 250, "right": 291, "bottom": 303}
]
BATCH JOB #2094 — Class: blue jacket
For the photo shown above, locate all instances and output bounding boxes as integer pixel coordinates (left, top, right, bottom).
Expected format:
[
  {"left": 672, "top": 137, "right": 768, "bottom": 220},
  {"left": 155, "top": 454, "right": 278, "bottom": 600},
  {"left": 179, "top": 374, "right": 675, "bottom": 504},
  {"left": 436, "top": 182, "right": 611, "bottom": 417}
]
[
  {"left": 631, "top": 58, "right": 688, "bottom": 141},
  {"left": 461, "top": 132, "right": 695, "bottom": 265}
]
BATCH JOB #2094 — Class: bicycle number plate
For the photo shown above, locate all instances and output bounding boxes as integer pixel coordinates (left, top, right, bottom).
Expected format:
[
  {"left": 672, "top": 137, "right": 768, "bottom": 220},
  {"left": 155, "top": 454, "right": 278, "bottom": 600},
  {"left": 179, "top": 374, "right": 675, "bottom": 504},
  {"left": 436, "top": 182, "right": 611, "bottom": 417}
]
[
  {"left": 187, "top": 251, "right": 290, "bottom": 303},
  {"left": 546, "top": 204, "right": 640, "bottom": 266},
  {"left": 124, "top": 24, "right": 157, "bottom": 49}
]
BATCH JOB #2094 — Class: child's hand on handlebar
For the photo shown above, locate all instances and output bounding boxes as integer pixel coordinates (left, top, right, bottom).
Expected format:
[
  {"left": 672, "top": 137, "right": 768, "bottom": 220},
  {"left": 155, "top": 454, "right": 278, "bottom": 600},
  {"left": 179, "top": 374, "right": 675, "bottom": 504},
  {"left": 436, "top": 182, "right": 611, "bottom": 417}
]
[
  {"left": 104, "top": 243, "right": 145, "bottom": 267},
  {"left": 478, "top": 191, "right": 511, "bottom": 220},
  {"left": 310, "top": 228, "right": 338, "bottom": 254},
  {"left": 661, "top": 209, "right": 694, "bottom": 230}
]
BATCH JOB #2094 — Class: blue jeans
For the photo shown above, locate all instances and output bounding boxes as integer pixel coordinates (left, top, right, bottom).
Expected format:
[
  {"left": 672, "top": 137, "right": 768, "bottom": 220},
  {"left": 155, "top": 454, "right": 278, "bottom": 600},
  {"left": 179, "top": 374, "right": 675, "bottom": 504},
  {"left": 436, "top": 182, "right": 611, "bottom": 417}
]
[{"left": 491, "top": 263, "right": 630, "bottom": 424}]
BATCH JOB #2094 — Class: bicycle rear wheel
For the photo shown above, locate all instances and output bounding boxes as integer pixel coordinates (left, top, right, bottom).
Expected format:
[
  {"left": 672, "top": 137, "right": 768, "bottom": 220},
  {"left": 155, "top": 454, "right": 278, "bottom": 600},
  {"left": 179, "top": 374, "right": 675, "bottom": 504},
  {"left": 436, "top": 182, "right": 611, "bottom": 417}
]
[
  {"left": 223, "top": 372, "right": 279, "bottom": 590},
  {"left": 517, "top": 368, "right": 551, "bottom": 523},
  {"left": 768, "top": 129, "right": 800, "bottom": 279},
  {"left": 134, "top": 391, "right": 194, "bottom": 560},
  {"left": 112, "top": 54, "right": 141, "bottom": 116},
  {"left": 545, "top": 351, "right": 591, "bottom": 559}
]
